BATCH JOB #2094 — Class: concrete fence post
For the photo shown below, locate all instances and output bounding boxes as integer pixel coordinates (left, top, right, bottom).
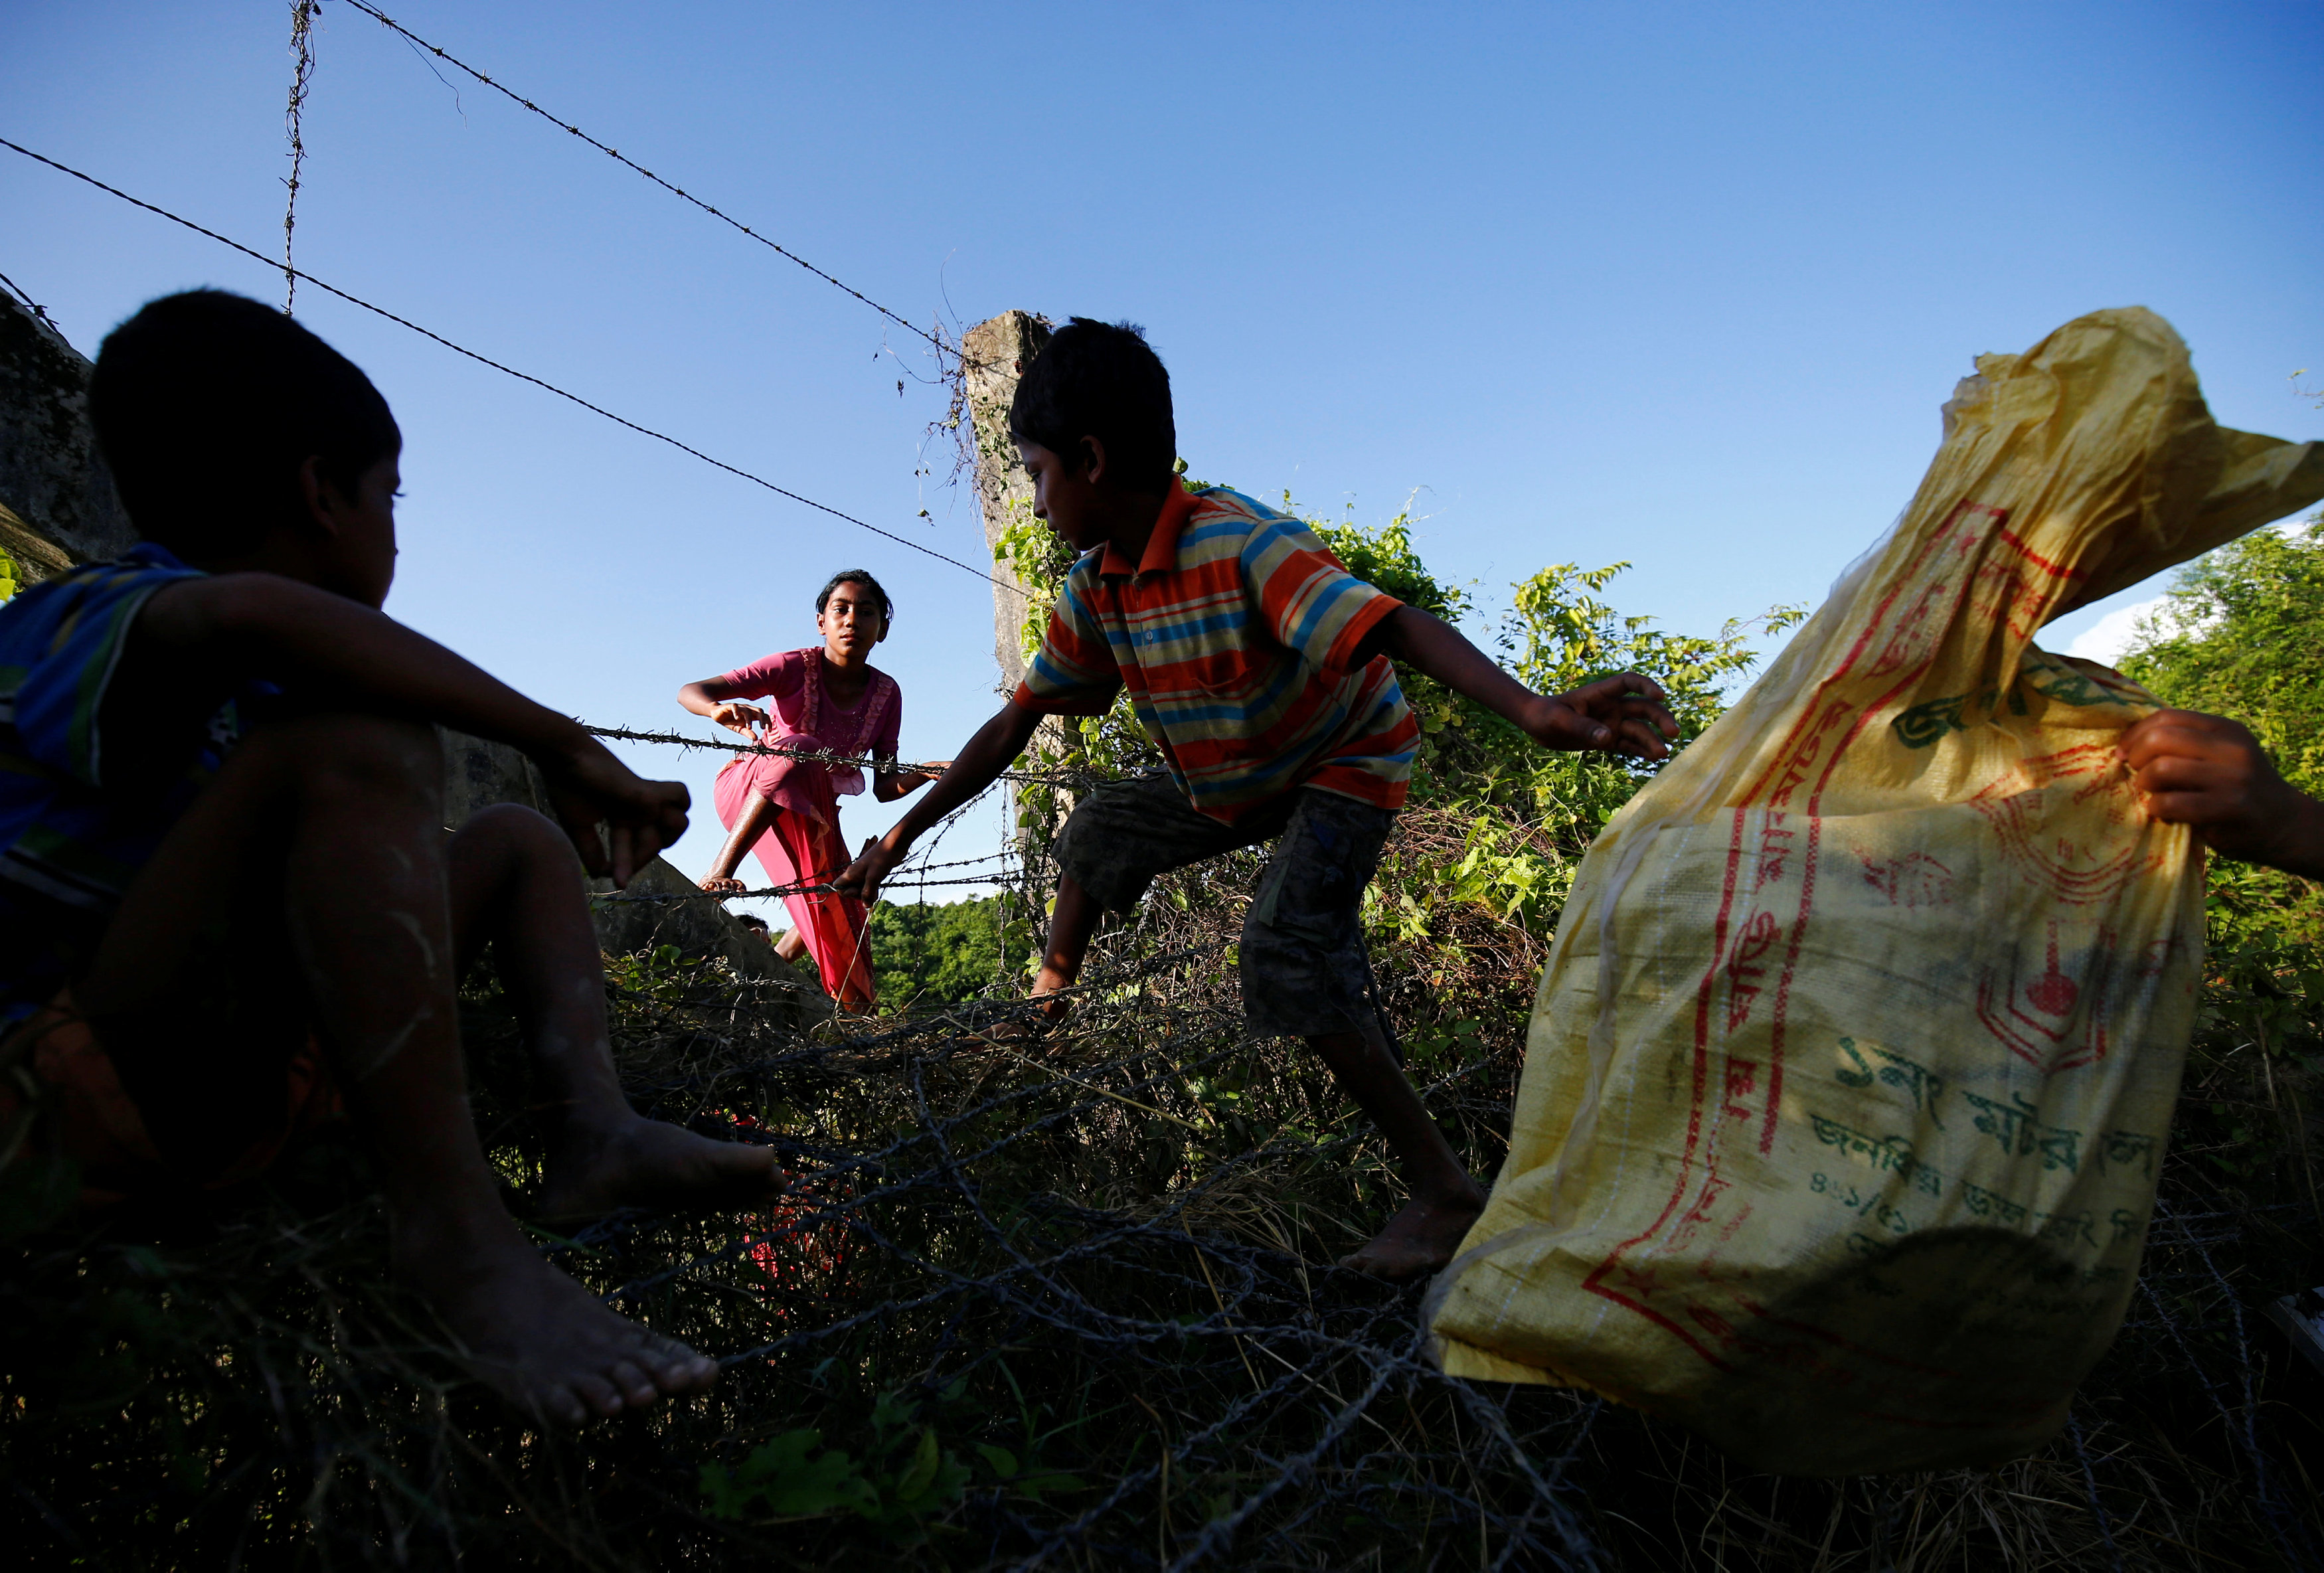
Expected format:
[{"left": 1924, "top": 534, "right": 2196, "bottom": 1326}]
[
  {"left": 961, "top": 309, "right": 1052, "bottom": 695},
  {"left": 961, "top": 311, "right": 1085, "bottom": 927}
]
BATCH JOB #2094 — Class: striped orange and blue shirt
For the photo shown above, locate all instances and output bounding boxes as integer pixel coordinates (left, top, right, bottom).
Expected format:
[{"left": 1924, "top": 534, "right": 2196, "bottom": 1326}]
[{"left": 1013, "top": 483, "right": 1419, "bottom": 822}]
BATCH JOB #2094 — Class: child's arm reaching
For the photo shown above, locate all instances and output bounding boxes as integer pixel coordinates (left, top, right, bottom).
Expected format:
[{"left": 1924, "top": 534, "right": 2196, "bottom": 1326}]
[
  {"left": 835, "top": 704, "right": 1042, "bottom": 901},
  {"left": 874, "top": 761, "right": 951, "bottom": 803},
  {"left": 1353, "top": 605, "right": 1679, "bottom": 760},
  {"left": 120, "top": 572, "right": 689, "bottom": 885},
  {"left": 2121, "top": 708, "right": 2324, "bottom": 880}
]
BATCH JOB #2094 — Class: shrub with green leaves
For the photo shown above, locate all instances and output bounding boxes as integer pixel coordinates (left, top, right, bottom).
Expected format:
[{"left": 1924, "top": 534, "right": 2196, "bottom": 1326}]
[
  {"left": 2107, "top": 513, "right": 2324, "bottom": 1208},
  {"left": 2119, "top": 516, "right": 2324, "bottom": 956}
]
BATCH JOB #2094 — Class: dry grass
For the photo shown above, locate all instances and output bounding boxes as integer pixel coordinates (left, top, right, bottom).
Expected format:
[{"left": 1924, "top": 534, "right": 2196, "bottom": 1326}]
[{"left": 1, "top": 815, "right": 2320, "bottom": 1569}]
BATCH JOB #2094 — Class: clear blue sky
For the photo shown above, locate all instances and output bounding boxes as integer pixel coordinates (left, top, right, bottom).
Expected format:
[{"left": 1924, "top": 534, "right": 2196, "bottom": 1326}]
[{"left": 7, "top": 1, "right": 2319, "bottom": 919}]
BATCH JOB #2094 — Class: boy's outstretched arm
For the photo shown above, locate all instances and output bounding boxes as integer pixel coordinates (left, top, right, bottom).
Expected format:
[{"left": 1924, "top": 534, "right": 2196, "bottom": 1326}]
[
  {"left": 834, "top": 701, "right": 1042, "bottom": 902},
  {"left": 122, "top": 573, "right": 688, "bottom": 885},
  {"left": 1355, "top": 605, "right": 1680, "bottom": 760},
  {"left": 2122, "top": 708, "right": 2324, "bottom": 880}
]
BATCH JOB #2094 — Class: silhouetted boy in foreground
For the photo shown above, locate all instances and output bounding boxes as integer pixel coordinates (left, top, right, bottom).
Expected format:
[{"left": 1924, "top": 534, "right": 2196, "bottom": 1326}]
[
  {"left": 839, "top": 319, "right": 1677, "bottom": 1280},
  {"left": 0, "top": 291, "right": 773, "bottom": 1424}
]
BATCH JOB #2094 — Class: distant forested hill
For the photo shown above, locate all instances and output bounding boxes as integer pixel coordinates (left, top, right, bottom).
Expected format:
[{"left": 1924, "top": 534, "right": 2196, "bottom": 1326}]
[{"left": 868, "top": 894, "right": 1006, "bottom": 1006}]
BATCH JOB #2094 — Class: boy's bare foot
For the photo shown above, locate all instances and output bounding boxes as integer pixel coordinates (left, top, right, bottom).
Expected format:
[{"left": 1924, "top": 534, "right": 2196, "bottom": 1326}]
[
  {"left": 535, "top": 1116, "right": 782, "bottom": 1226},
  {"left": 410, "top": 1225, "right": 719, "bottom": 1426},
  {"left": 1335, "top": 1184, "right": 1487, "bottom": 1282},
  {"left": 699, "top": 874, "right": 746, "bottom": 894}
]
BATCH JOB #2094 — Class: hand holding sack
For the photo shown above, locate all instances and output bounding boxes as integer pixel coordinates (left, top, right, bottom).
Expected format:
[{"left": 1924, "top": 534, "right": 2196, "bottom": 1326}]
[{"left": 1425, "top": 307, "right": 2324, "bottom": 1474}]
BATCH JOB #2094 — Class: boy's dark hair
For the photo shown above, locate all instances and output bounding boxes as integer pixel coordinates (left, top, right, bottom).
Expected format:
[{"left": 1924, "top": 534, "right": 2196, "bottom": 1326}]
[
  {"left": 816, "top": 568, "right": 892, "bottom": 625},
  {"left": 90, "top": 289, "right": 400, "bottom": 559},
  {"left": 735, "top": 914, "right": 770, "bottom": 934},
  {"left": 1008, "top": 318, "right": 1175, "bottom": 494}
]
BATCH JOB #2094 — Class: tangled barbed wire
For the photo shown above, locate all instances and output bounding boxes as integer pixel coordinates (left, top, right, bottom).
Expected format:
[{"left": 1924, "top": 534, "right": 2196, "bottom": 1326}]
[
  {"left": 510, "top": 910, "right": 1623, "bottom": 1569},
  {"left": 3, "top": 811, "right": 2320, "bottom": 1567},
  {"left": 557, "top": 882, "right": 2324, "bottom": 1569}
]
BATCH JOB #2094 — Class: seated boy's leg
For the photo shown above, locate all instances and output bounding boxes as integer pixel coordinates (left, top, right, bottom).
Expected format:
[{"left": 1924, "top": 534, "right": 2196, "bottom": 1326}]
[
  {"left": 1036, "top": 777, "right": 1258, "bottom": 1006},
  {"left": 75, "top": 714, "right": 716, "bottom": 1425},
  {"left": 1242, "top": 791, "right": 1485, "bottom": 1281},
  {"left": 442, "top": 802, "right": 778, "bottom": 1222}
]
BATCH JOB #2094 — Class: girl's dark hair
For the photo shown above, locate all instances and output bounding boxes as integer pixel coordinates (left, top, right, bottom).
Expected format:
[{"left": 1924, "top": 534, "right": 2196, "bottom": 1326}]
[
  {"left": 90, "top": 288, "right": 400, "bottom": 558},
  {"left": 1008, "top": 317, "right": 1175, "bottom": 493},
  {"left": 816, "top": 569, "right": 892, "bottom": 625}
]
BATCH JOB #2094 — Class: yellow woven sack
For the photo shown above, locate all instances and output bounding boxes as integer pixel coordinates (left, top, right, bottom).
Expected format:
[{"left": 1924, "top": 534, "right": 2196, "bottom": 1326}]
[{"left": 1426, "top": 307, "right": 2324, "bottom": 1475}]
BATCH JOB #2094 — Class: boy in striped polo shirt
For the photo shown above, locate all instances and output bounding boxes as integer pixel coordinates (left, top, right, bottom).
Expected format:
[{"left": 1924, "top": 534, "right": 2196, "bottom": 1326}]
[{"left": 840, "top": 319, "right": 1676, "bottom": 1279}]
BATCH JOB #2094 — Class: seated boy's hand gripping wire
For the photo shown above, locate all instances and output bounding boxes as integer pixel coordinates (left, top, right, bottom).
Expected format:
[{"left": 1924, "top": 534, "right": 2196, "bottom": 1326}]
[{"left": 538, "top": 738, "right": 691, "bottom": 888}]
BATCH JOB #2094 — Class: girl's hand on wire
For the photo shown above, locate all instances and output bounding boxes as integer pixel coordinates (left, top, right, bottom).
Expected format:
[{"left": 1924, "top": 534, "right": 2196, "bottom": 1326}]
[
  {"left": 882, "top": 758, "right": 952, "bottom": 799},
  {"left": 712, "top": 701, "right": 771, "bottom": 741}
]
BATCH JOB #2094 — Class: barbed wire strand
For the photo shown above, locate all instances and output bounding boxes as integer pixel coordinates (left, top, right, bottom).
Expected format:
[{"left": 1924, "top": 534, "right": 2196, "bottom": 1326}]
[
  {"left": 328, "top": 0, "right": 980, "bottom": 370},
  {"left": 0, "top": 268, "right": 60, "bottom": 335},
  {"left": 0, "top": 137, "right": 1021, "bottom": 595},
  {"left": 596, "top": 873, "right": 1000, "bottom": 905},
  {"left": 578, "top": 720, "right": 1096, "bottom": 785},
  {"left": 281, "top": 0, "right": 318, "bottom": 313}
]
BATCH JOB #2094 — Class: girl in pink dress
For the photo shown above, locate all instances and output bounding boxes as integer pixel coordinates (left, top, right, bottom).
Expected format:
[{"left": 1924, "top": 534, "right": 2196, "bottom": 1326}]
[{"left": 675, "top": 571, "right": 943, "bottom": 1008}]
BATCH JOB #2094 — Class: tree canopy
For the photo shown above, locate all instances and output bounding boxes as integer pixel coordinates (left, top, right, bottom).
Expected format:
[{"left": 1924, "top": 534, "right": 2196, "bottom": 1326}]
[{"left": 2119, "top": 518, "right": 2324, "bottom": 796}]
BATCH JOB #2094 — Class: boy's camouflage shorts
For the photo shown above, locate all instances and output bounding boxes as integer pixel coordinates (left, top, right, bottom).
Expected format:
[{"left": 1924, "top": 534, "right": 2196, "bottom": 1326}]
[{"left": 1052, "top": 774, "right": 1394, "bottom": 1040}]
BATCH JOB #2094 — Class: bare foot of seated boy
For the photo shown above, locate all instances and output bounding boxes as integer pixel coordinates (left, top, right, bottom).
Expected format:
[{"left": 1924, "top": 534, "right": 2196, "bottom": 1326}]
[
  {"left": 435, "top": 806, "right": 778, "bottom": 1230},
  {"left": 76, "top": 713, "right": 775, "bottom": 1424}
]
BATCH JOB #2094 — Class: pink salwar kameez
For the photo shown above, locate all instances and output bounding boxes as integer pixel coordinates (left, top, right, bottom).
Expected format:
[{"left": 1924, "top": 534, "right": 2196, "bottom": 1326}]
[{"left": 708, "top": 647, "right": 900, "bottom": 1007}]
